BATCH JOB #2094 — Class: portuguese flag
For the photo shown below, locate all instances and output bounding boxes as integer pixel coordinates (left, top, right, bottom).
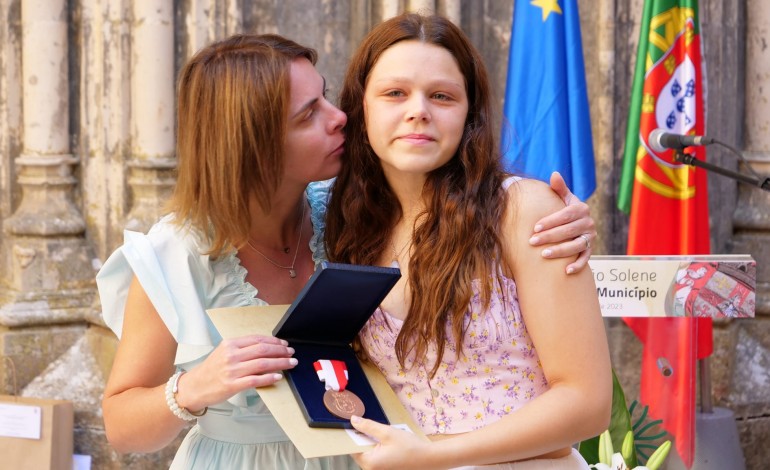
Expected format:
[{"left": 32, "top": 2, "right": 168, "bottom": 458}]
[{"left": 618, "top": 1, "right": 712, "bottom": 467}]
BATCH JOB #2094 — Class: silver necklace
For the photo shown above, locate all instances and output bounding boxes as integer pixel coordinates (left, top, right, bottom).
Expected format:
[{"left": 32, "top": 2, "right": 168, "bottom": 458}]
[
  {"left": 247, "top": 201, "right": 306, "bottom": 278},
  {"left": 390, "top": 237, "right": 411, "bottom": 269}
]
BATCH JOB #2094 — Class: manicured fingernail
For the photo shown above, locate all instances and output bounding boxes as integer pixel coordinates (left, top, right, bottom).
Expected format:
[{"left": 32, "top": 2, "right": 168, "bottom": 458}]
[
  {"left": 287, "top": 347, "right": 295, "bottom": 354},
  {"left": 289, "top": 358, "right": 298, "bottom": 366},
  {"left": 541, "top": 248, "right": 552, "bottom": 257},
  {"left": 351, "top": 415, "right": 361, "bottom": 424},
  {"left": 534, "top": 224, "right": 543, "bottom": 233},
  {"left": 273, "top": 373, "right": 283, "bottom": 381},
  {"left": 567, "top": 267, "right": 575, "bottom": 274},
  {"left": 280, "top": 339, "right": 289, "bottom": 346},
  {"left": 529, "top": 236, "right": 540, "bottom": 245}
]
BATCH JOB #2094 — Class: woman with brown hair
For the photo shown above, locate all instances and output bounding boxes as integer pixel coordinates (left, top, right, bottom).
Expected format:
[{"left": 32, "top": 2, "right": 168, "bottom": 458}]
[
  {"left": 326, "top": 13, "right": 611, "bottom": 469},
  {"left": 96, "top": 30, "right": 596, "bottom": 469},
  {"left": 97, "top": 34, "right": 356, "bottom": 469}
]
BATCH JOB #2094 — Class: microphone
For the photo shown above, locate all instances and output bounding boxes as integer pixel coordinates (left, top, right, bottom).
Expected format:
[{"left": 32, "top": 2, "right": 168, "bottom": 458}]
[
  {"left": 645, "top": 129, "right": 770, "bottom": 192},
  {"left": 648, "top": 129, "right": 715, "bottom": 152}
]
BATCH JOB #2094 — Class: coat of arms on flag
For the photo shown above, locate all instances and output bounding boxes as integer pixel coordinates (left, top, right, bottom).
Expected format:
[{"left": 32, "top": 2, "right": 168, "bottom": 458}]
[{"left": 635, "top": 15, "right": 704, "bottom": 203}]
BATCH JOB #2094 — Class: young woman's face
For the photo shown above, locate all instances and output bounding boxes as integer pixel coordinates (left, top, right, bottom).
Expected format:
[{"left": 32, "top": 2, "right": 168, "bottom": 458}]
[
  {"left": 363, "top": 40, "right": 468, "bottom": 180},
  {"left": 283, "top": 58, "right": 347, "bottom": 185}
]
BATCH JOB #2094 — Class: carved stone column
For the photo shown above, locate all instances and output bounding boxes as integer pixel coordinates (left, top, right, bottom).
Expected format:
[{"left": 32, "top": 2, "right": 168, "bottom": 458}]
[
  {"left": 731, "top": 0, "right": 770, "bottom": 314},
  {"left": 184, "top": 0, "right": 243, "bottom": 57},
  {"left": 379, "top": 0, "right": 454, "bottom": 19},
  {"left": 0, "top": 0, "right": 94, "bottom": 326},
  {"left": 727, "top": 5, "right": 770, "bottom": 465},
  {"left": 126, "top": 1, "right": 176, "bottom": 232},
  {"left": 581, "top": 0, "right": 615, "bottom": 256},
  {"left": 379, "top": 0, "right": 400, "bottom": 20},
  {"left": 407, "top": 0, "right": 435, "bottom": 14}
]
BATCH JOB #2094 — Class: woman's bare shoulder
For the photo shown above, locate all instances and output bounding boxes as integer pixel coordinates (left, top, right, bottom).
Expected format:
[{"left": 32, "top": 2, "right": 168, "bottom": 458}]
[{"left": 504, "top": 177, "right": 566, "bottom": 226}]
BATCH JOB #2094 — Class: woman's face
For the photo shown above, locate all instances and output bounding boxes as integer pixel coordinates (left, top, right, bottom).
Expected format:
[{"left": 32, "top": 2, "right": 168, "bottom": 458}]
[
  {"left": 282, "top": 58, "right": 347, "bottom": 185},
  {"left": 363, "top": 40, "right": 468, "bottom": 181}
]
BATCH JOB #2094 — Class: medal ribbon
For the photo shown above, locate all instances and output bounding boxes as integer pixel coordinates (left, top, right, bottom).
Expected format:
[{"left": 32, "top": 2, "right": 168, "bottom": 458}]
[{"left": 313, "top": 359, "right": 349, "bottom": 392}]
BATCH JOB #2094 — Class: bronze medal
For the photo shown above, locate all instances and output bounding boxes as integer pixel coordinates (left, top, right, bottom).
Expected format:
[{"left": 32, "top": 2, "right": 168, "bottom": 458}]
[{"left": 323, "top": 389, "right": 365, "bottom": 419}]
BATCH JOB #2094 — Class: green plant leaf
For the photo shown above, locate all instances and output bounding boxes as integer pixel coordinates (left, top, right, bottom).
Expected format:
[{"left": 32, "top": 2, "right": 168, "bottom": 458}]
[
  {"left": 629, "top": 399, "right": 667, "bottom": 465},
  {"left": 578, "top": 369, "right": 634, "bottom": 466}
]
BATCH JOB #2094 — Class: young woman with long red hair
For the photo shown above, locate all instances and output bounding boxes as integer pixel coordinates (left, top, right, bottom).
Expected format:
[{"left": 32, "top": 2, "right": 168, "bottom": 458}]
[{"left": 326, "top": 13, "right": 611, "bottom": 470}]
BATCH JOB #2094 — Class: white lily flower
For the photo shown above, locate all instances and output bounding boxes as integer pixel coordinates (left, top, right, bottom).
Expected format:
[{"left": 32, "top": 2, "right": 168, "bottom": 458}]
[
  {"left": 588, "top": 452, "right": 650, "bottom": 470},
  {"left": 588, "top": 428, "right": 668, "bottom": 470},
  {"left": 611, "top": 453, "right": 629, "bottom": 470},
  {"left": 588, "top": 462, "right": 612, "bottom": 470}
]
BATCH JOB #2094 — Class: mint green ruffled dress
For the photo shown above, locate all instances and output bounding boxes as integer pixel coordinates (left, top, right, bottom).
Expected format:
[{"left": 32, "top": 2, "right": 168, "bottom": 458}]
[{"left": 96, "top": 180, "right": 358, "bottom": 470}]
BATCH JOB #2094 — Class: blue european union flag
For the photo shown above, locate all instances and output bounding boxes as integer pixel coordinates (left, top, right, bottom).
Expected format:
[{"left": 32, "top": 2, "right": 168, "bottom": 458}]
[{"left": 501, "top": 0, "right": 596, "bottom": 200}]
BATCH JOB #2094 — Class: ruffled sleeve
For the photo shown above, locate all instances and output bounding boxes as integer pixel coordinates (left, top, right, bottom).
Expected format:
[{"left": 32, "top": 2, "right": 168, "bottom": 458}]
[
  {"left": 307, "top": 178, "right": 334, "bottom": 264},
  {"left": 96, "top": 216, "right": 226, "bottom": 365}
]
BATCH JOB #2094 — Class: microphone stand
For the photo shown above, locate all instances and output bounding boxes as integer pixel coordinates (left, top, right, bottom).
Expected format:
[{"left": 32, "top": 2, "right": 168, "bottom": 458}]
[
  {"left": 671, "top": 146, "right": 759, "bottom": 412},
  {"left": 666, "top": 143, "right": 753, "bottom": 469},
  {"left": 673, "top": 146, "right": 770, "bottom": 192}
]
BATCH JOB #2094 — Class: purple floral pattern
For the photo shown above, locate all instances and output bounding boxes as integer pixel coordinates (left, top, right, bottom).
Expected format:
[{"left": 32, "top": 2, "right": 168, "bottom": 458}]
[{"left": 359, "top": 275, "right": 549, "bottom": 435}]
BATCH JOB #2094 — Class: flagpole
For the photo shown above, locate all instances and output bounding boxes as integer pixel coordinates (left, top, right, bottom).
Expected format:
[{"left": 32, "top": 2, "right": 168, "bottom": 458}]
[{"left": 698, "top": 358, "right": 712, "bottom": 413}]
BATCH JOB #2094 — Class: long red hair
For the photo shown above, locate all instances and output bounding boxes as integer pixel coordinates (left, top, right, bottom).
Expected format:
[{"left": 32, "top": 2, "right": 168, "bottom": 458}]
[{"left": 325, "top": 13, "right": 511, "bottom": 376}]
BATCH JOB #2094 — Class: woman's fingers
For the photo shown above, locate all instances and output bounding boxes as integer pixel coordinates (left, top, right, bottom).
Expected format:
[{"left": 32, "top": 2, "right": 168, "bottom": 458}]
[
  {"left": 217, "top": 338, "right": 296, "bottom": 377},
  {"left": 531, "top": 204, "right": 593, "bottom": 243}
]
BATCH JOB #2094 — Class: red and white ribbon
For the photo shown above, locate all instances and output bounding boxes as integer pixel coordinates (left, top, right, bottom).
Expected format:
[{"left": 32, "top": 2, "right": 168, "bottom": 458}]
[{"left": 313, "top": 359, "right": 349, "bottom": 392}]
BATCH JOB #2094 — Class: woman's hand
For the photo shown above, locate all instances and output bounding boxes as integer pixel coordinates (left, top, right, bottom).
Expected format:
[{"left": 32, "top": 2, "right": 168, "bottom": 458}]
[
  {"left": 351, "top": 416, "right": 438, "bottom": 470},
  {"left": 530, "top": 172, "right": 596, "bottom": 274},
  {"left": 103, "top": 278, "right": 297, "bottom": 451},
  {"left": 174, "top": 335, "right": 296, "bottom": 413}
]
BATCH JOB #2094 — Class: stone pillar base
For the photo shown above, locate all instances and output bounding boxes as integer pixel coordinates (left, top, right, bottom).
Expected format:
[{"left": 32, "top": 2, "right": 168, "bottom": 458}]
[
  {"left": 0, "top": 235, "right": 97, "bottom": 327},
  {"left": 124, "top": 159, "right": 176, "bottom": 233},
  {"left": 663, "top": 408, "right": 746, "bottom": 470}
]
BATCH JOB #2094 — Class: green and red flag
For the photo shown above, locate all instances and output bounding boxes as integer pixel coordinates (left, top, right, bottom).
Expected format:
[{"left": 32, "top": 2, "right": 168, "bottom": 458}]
[{"left": 618, "top": 1, "right": 712, "bottom": 467}]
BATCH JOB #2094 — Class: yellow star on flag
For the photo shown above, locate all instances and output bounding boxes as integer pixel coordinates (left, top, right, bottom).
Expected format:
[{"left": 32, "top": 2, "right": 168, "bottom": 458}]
[{"left": 530, "top": 0, "right": 563, "bottom": 21}]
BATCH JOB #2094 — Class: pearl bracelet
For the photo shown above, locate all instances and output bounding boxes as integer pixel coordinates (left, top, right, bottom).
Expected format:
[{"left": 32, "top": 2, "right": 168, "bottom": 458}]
[{"left": 165, "top": 370, "right": 207, "bottom": 421}]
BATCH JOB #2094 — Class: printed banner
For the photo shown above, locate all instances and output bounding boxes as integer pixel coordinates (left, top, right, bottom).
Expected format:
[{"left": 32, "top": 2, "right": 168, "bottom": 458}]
[{"left": 591, "top": 256, "right": 755, "bottom": 318}]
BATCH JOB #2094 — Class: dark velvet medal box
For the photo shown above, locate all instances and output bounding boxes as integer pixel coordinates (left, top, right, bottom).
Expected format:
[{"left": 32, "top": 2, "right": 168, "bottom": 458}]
[{"left": 272, "top": 261, "right": 400, "bottom": 429}]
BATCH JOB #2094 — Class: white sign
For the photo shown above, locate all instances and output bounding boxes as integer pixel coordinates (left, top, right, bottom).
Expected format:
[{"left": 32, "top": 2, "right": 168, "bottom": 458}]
[
  {"left": 589, "top": 255, "right": 755, "bottom": 318},
  {"left": 0, "top": 403, "right": 42, "bottom": 440}
]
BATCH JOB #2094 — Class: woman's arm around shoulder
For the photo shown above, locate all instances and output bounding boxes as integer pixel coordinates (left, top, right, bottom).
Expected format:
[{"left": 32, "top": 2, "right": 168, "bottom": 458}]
[{"left": 530, "top": 172, "right": 597, "bottom": 274}]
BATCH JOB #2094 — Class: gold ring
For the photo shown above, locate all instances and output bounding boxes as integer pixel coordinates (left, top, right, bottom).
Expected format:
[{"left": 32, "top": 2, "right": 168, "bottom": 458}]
[{"left": 579, "top": 234, "right": 591, "bottom": 250}]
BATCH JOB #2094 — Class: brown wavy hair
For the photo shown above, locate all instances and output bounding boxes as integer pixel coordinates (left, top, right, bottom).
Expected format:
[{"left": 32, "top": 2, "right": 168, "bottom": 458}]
[
  {"left": 325, "top": 13, "right": 511, "bottom": 376},
  {"left": 168, "top": 34, "right": 316, "bottom": 256}
]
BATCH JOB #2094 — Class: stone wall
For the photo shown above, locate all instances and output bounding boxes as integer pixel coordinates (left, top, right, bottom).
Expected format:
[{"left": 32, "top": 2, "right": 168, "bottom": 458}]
[{"left": 0, "top": 1, "right": 767, "bottom": 468}]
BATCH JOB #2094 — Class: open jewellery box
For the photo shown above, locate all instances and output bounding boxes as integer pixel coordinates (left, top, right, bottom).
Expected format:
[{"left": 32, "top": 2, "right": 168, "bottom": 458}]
[{"left": 272, "top": 261, "right": 400, "bottom": 428}]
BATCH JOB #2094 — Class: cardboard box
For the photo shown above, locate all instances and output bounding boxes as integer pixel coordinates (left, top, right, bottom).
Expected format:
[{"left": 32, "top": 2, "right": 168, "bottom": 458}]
[
  {"left": 589, "top": 255, "right": 756, "bottom": 318},
  {"left": 0, "top": 396, "right": 73, "bottom": 470},
  {"left": 208, "top": 262, "right": 429, "bottom": 458}
]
